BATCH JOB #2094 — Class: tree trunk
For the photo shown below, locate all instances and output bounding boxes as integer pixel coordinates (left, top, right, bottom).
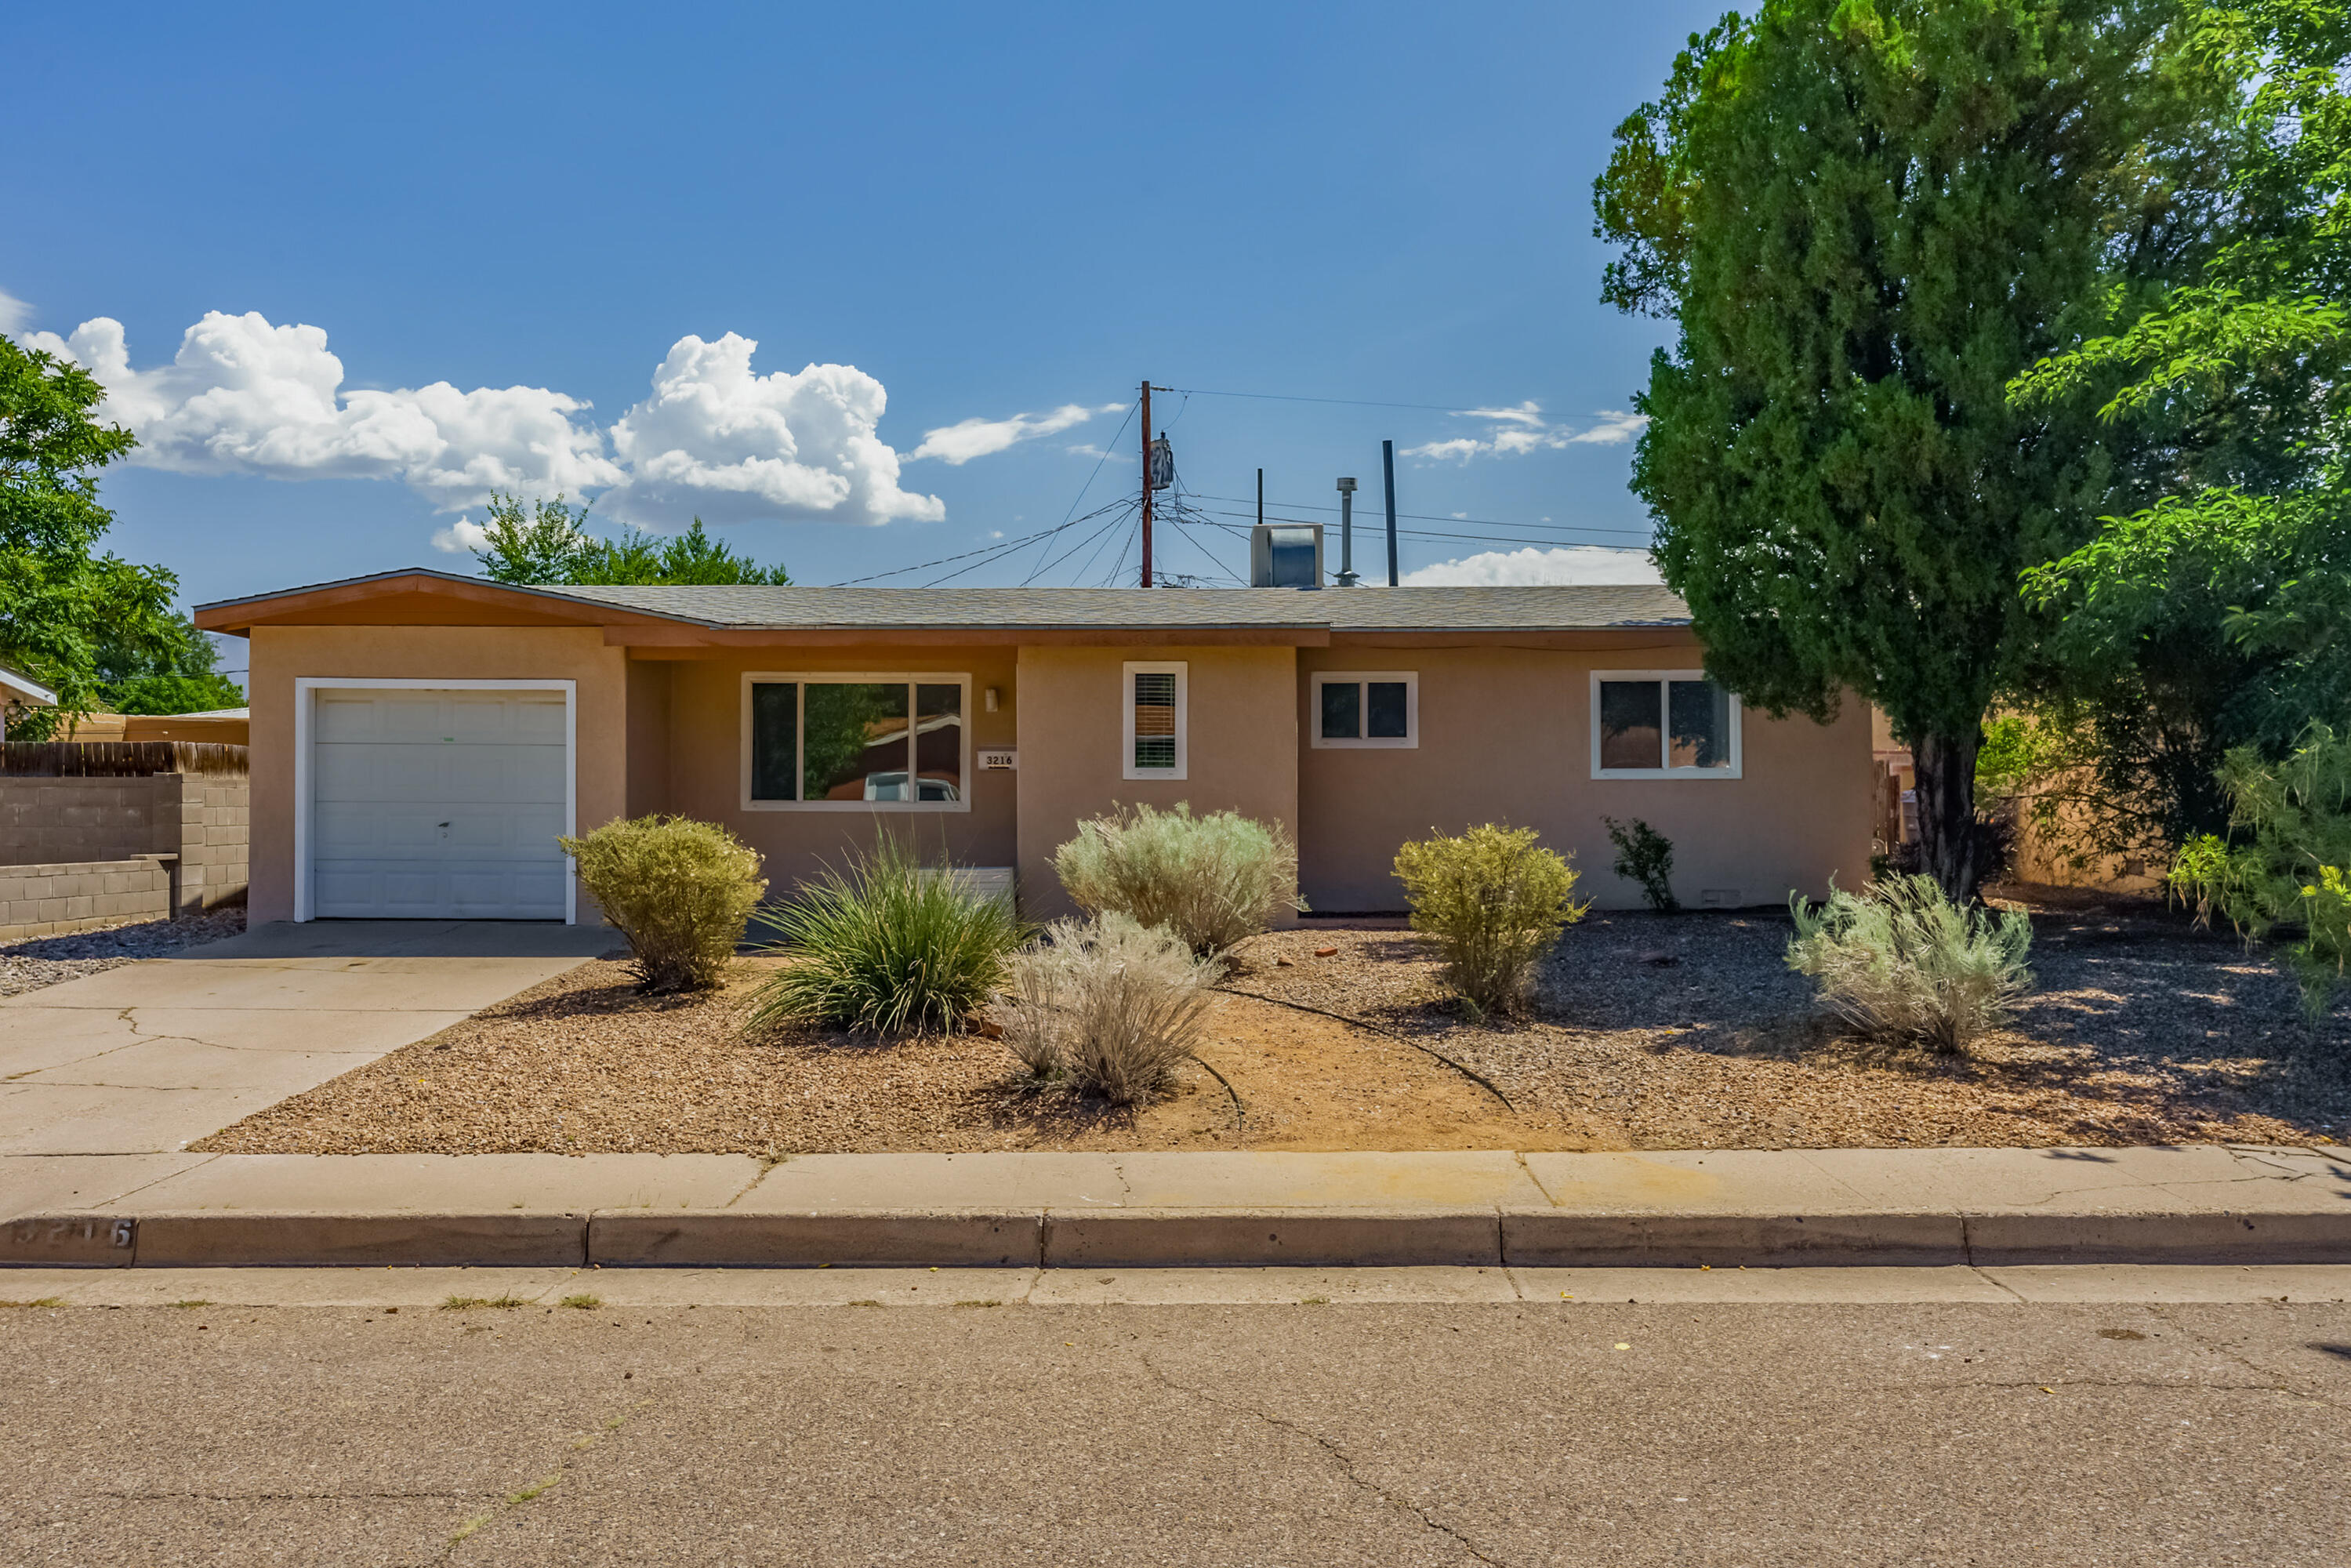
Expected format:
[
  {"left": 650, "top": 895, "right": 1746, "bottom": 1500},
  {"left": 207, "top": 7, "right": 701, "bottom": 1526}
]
[{"left": 1911, "top": 728, "right": 1984, "bottom": 905}]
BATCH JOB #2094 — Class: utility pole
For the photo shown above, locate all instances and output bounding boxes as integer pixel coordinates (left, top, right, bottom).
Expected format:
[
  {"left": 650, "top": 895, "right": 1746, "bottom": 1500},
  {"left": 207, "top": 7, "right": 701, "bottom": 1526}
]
[
  {"left": 1383, "top": 438, "right": 1399, "bottom": 586},
  {"left": 1139, "top": 381, "right": 1152, "bottom": 588}
]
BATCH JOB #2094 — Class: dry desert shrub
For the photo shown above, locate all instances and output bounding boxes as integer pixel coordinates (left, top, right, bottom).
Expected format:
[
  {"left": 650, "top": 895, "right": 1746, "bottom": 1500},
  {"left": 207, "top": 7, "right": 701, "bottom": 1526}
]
[
  {"left": 559, "top": 815, "right": 765, "bottom": 993},
  {"left": 1392, "top": 824, "right": 1587, "bottom": 1018},
  {"left": 999, "top": 913, "right": 1219, "bottom": 1105},
  {"left": 1786, "top": 874, "right": 2034, "bottom": 1054},
  {"left": 1051, "top": 802, "right": 1301, "bottom": 955}
]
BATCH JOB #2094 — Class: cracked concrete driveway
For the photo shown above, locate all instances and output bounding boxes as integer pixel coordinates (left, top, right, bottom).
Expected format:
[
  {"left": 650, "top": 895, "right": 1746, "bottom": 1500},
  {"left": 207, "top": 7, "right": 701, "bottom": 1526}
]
[
  {"left": 0, "top": 921, "right": 613, "bottom": 1159},
  {"left": 0, "top": 1290, "right": 2344, "bottom": 1565}
]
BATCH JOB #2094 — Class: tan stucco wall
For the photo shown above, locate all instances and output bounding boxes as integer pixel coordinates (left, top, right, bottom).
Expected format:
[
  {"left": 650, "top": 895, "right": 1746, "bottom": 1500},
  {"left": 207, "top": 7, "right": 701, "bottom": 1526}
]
[
  {"left": 1014, "top": 644, "right": 1301, "bottom": 922},
  {"left": 1297, "top": 639, "right": 1874, "bottom": 912},
  {"left": 651, "top": 645, "right": 1021, "bottom": 899},
  {"left": 245, "top": 626, "right": 629, "bottom": 922}
]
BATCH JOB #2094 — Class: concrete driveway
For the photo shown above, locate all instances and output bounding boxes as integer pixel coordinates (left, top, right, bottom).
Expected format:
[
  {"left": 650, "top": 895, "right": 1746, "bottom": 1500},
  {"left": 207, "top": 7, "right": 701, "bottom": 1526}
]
[{"left": 0, "top": 922, "right": 615, "bottom": 1179}]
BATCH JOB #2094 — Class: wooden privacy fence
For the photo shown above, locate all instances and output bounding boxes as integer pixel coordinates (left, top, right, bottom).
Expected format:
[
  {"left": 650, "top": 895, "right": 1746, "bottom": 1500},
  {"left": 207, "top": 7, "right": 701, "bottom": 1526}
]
[{"left": 0, "top": 741, "right": 249, "bottom": 777}]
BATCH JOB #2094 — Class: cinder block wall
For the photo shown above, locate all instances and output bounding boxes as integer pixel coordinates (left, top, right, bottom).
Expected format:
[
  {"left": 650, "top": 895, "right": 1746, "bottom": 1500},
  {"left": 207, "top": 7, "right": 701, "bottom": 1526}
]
[
  {"left": 0, "top": 775, "right": 249, "bottom": 915},
  {"left": 0, "top": 857, "right": 173, "bottom": 938}
]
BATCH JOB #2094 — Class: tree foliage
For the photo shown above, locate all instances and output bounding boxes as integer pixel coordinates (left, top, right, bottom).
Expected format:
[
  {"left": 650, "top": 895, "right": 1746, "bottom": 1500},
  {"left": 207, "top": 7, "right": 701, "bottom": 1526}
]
[
  {"left": 470, "top": 492, "right": 790, "bottom": 586},
  {"left": 2014, "top": 1, "right": 2351, "bottom": 856},
  {"left": 1595, "top": 0, "right": 2218, "bottom": 902},
  {"left": 0, "top": 336, "right": 190, "bottom": 727}
]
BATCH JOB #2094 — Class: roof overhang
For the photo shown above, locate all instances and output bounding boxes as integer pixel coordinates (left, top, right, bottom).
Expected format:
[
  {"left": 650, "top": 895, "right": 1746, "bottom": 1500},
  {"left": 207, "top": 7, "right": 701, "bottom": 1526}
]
[
  {"left": 194, "top": 569, "right": 698, "bottom": 636},
  {"left": 0, "top": 664, "right": 59, "bottom": 706}
]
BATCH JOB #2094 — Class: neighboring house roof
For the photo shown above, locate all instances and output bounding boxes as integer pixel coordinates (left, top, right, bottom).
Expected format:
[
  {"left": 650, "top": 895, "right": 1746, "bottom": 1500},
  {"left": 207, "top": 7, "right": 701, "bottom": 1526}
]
[
  {"left": 194, "top": 567, "right": 1691, "bottom": 633},
  {"left": 0, "top": 663, "right": 59, "bottom": 706}
]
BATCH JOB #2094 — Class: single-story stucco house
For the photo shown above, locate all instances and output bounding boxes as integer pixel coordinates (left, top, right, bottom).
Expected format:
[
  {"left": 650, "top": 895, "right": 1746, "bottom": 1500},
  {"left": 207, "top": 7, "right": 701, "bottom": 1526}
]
[{"left": 191, "top": 568, "right": 1872, "bottom": 924}]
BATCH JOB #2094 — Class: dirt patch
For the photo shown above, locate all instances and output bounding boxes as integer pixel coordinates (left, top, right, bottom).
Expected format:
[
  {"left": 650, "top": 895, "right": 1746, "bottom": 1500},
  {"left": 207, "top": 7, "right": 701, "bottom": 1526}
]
[{"left": 200, "top": 895, "right": 2348, "bottom": 1155}]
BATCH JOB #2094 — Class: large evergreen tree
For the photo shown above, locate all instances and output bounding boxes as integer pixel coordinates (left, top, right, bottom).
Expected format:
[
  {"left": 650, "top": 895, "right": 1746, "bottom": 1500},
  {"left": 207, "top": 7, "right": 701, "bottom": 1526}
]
[{"left": 1595, "top": 0, "right": 2214, "bottom": 900}]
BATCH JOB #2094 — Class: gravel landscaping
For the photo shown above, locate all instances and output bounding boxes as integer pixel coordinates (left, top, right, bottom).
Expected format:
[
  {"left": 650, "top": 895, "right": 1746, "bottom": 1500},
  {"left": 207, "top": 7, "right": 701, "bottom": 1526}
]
[
  {"left": 0, "top": 908, "right": 249, "bottom": 998},
  {"left": 198, "top": 885, "right": 2347, "bottom": 1155}
]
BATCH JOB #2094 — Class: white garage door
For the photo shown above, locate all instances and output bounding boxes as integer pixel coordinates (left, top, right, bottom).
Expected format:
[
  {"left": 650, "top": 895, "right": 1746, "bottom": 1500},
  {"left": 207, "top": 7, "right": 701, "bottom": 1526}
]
[{"left": 310, "top": 688, "right": 570, "bottom": 920}]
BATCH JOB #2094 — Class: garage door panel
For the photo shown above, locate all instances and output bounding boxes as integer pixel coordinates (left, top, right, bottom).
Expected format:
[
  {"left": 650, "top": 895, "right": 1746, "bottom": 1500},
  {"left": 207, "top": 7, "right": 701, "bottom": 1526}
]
[{"left": 309, "top": 688, "right": 571, "bottom": 921}]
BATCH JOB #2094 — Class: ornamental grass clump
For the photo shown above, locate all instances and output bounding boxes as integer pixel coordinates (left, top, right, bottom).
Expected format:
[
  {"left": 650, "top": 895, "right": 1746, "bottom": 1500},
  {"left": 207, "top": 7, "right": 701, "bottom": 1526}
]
[
  {"left": 997, "top": 913, "right": 1219, "bottom": 1105},
  {"left": 746, "top": 837, "right": 1025, "bottom": 1036},
  {"left": 1051, "top": 802, "right": 1301, "bottom": 956},
  {"left": 1786, "top": 874, "right": 2034, "bottom": 1054},
  {"left": 1392, "top": 825, "right": 1587, "bottom": 1019},
  {"left": 558, "top": 815, "right": 765, "bottom": 993}
]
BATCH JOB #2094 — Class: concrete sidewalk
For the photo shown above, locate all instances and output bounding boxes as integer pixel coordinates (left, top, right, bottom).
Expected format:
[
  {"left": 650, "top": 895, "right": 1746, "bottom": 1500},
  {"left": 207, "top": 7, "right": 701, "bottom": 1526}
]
[
  {"left": 0, "top": 920, "right": 612, "bottom": 1157},
  {"left": 5, "top": 1143, "right": 2345, "bottom": 1270}
]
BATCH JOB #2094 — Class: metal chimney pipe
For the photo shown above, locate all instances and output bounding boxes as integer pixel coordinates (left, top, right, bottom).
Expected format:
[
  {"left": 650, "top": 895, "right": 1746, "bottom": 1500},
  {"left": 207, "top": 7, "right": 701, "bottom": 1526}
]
[
  {"left": 1334, "top": 477, "right": 1359, "bottom": 586},
  {"left": 1382, "top": 440, "right": 1399, "bottom": 586}
]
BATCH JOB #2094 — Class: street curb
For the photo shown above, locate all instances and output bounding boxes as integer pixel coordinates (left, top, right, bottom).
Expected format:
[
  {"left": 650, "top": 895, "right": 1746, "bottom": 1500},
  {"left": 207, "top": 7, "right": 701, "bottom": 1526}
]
[{"left": 9, "top": 1204, "right": 2350, "bottom": 1270}]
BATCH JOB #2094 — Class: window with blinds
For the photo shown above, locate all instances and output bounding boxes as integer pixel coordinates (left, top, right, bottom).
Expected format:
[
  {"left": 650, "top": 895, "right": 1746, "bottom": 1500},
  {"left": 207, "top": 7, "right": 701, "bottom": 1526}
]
[{"left": 1122, "top": 662, "right": 1187, "bottom": 780}]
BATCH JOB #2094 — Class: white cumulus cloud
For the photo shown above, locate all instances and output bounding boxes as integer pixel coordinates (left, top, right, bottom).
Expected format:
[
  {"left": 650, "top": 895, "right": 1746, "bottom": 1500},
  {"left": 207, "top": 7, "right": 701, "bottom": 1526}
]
[
  {"left": 1403, "top": 403, "right": 1649, "bottom": 462},
  {"left": 0, "top": 289, "right": 30, "bottom": 337},
  {"left": 600, "top": 333, "right": 943, "bottom": 527},
  {"left": 430, "top": 517, "right": 491, "bottom": 555},
  {"left": 910, "top": 401, "right": 1122, "bottom": 465},
  {"left": 21, "top": 311, "right": 623, "bottom": 506},
  {"left": 1401, "top": 545, "right": 1663, "bottom": 586}
]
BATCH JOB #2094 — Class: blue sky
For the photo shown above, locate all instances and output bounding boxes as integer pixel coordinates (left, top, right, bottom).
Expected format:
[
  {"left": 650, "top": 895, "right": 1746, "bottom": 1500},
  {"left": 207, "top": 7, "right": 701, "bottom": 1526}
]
[{"left": 4, "top": 0, "right": 1719, "bottom": 668}]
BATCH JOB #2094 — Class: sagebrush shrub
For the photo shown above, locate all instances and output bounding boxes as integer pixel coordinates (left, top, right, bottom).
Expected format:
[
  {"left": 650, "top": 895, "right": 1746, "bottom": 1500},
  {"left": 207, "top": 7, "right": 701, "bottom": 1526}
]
[
  {"left": 1603, "top": 815, "right": 1679, "bottom": 913},
  {"left": 746, "top": 837, "right": 1025, "bottom": 1035},
  {"left": 1392, "top": 825, "right": 1587, "bottom": 1018},
  {"left": 558, "top": 815, "right": 765, "bottom": 993},
  {"left": 1050, "top": 802, "right": 1301, "bottom": 954},
  {"left": 998, "top": 913, "right": 1218, "bottom": 1105},
  {"left": 1787, "top": 874, "right": 2034, "bottom": 1053}
]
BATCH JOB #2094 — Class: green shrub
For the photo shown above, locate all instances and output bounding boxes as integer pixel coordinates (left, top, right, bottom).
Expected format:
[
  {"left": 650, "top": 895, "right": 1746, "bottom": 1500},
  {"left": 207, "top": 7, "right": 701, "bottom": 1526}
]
[
  {"left": 1603, "top": 815, "right": 1679, "bottom": 913},
  {"left": 746, "top": 837, "right": 1025, "bottom": 1035},
  {"left": 558, "top": 815, "right": 765, "bottom": 993},
  {"left": 2169, "top": 724, "right": 2351, "bottom": 1016},
  {"left": 1391, "top": 825, "right": 1587, "bottom": 1018},
  {"left": 1050, "top": 802, "right": 1302, "bottom": 954},
  {"left": 1787, "top": 874, "right": 2034, "bottom": 1054},
  {"left": 997, "top": 913, "right": 1218, "bottom": 1105}
]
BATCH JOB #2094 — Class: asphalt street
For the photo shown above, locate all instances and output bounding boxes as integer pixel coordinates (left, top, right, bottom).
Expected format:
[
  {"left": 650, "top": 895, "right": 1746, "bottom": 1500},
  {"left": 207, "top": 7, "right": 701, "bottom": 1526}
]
[{"left": 2, "top": 1272, "right": 2346, "bottom": 1566}]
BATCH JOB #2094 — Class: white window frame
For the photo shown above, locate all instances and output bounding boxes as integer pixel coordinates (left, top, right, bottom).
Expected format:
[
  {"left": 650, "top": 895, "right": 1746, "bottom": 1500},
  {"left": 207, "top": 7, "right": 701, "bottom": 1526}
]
[
  {"left": 1590, "top": 669, "right": 1743, "bottom": 780},
  {"left": 738, "top": 672, "right": 974, "bottom": 813},
  {"left": 1308, "top": 670, "right": 1419, "bottom": 750},
  {"left": 1122, "top": 660, "right": 1188, "bottom": 781},
  {"left": 292, "top": 677, "right": 579, "bottom": 925}
]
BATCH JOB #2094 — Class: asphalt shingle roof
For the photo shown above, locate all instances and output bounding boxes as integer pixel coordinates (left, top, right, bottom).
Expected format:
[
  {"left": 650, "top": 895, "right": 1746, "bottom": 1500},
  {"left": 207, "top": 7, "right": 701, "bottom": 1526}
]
[{"left": 539, "top": 583, "right": 1691, "bottom": 631}]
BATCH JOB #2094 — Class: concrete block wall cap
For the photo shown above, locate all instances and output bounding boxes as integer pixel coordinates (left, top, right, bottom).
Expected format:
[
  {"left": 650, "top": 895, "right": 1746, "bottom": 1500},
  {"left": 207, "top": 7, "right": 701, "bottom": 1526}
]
[
  {"left": 1042, "top": 1207, "right": 1504, "bottom": 1269},
  {"left": 591, "top": 1210, "right": 1042, "bottom": 1269},
  {"left": 131, "top": 1212, "right": 589, "bottom": 1269},
  {"left": 1, "top": 1214, "right": 138, "bottom": 1268},
  {"left": 1962, "top": 1210, "right": 2351, "bottom": 1266},
  {"left": 1501, "top": 1210, "right": 1969, "bottom": 1269}
]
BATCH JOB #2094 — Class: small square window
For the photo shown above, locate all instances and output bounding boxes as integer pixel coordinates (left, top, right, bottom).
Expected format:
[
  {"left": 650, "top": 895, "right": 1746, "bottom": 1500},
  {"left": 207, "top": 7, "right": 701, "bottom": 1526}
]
[{"left": 1309, "top": 672, "right": 1417, "bottom": 749}]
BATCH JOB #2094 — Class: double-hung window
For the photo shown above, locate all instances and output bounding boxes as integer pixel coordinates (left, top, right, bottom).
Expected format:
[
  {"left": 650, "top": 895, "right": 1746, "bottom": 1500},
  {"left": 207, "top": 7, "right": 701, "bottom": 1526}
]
[
  {"left": 742, "top": 673, "right": 971, "bottom": 810},
  {"left": 1310, "top": 671, "right": 1417, "bottom": 749},
  {"left": 1123, "top": 661, "right": 1187, "bottom": 780},
  {"left": 1591, "top": 670, "right": 1740, "bottom": 779}
]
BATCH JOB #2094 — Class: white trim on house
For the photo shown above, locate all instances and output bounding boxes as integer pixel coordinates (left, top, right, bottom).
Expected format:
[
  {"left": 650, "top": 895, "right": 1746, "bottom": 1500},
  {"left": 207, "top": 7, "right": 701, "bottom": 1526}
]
[
  {"left": 293, "top": 677, "right": 578, "bottom": 924},
  {"left": 1589, "top": 668, "right": 1743, "bottom": 780},
  {"left": 1308, "top": 670, "right": 1419, "bottom": 750},
  {"left": 1121, "top": 660, "right": 1188, "bottom": 781},
  {"left": 737, "top": 672, "right": 975, "bottom": 813}
]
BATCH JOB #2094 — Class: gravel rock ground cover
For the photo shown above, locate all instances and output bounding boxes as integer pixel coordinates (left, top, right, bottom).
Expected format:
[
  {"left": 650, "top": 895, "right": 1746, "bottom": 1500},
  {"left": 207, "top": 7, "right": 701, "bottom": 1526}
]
[
  {"left": 0, "top": 907, "right": 248, "bottom": 998},
  {"left": 197, "top": 887, "right": 2348, "bottom": 1155}
]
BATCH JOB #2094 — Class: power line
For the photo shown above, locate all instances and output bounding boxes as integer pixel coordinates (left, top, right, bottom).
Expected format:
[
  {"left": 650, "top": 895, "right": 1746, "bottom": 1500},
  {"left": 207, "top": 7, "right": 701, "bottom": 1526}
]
[
  {"left": 1189, "top": 492, "right": 1653, "bottom": 541},
  {"left": 1166, "top": 385, "right": 1504, "bottom": 415}
]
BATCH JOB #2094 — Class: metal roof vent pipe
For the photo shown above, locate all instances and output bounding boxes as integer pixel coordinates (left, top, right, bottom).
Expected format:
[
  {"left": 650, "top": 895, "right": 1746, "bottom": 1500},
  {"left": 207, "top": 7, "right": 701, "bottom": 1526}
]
[
  {"left": 1333, "top": 477, "right": 1361, "bottom": 586},
  {"left": 1250, "top": 522, "right": 1324, "bottom": 589}
]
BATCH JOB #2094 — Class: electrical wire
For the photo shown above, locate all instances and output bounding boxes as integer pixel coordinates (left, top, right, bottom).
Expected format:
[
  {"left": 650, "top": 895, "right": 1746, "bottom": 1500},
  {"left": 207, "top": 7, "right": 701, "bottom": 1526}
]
[
  {"left": 1188, "top": 492, "right": 1653, "bottom": 542},
  {"left": 1166, "top": 385, "right": 1507, "bottom": 415}
]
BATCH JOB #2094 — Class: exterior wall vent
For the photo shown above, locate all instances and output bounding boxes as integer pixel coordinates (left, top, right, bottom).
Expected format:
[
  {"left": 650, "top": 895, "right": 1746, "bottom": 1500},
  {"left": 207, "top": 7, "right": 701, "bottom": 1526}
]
[{"left": 1249, "top": 523, "right": 1324, "bottom": 589}]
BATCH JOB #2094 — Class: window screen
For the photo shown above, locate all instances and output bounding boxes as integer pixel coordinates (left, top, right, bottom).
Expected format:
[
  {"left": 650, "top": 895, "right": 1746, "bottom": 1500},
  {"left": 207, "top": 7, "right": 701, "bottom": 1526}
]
[
  {"left": 1668, "top": 679, "right": 1732, "bottom": 769},
  {"left": 1366, "top": 681, "right": 1409, "bottom": 739},
  {"left": 1320, "top": 681, "right": 1361, "bottom": 740},
  {"left": 749, "top": 682, "right": 797, "bottom": 800},
  {"left": 1133, "top": 670, "right": 1178, "bottom": 771},
  {"left": 1598, "top": 680, "right": 1664, "bottom": 771}
]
